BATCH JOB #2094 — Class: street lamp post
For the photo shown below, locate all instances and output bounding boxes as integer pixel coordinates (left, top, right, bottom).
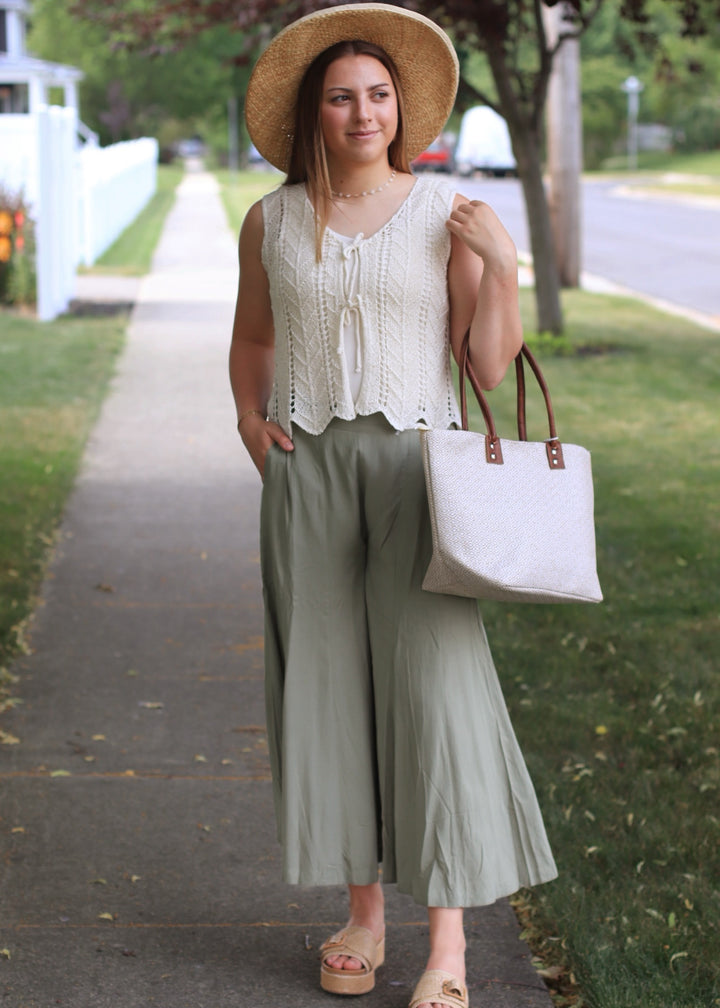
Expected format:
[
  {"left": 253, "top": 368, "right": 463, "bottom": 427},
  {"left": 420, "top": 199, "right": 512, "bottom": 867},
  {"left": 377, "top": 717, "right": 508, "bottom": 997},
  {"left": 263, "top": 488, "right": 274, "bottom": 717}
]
[{"left": 621, "top": 75, "right": 644, "bottom": 171}]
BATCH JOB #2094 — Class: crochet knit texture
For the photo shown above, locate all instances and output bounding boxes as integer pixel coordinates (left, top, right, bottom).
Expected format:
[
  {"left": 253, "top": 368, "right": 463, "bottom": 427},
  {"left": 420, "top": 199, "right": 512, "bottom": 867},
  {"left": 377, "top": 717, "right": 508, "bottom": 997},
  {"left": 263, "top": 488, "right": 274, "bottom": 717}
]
[{"left": 261, "top": 176, "right": 462, "bottom": 436}]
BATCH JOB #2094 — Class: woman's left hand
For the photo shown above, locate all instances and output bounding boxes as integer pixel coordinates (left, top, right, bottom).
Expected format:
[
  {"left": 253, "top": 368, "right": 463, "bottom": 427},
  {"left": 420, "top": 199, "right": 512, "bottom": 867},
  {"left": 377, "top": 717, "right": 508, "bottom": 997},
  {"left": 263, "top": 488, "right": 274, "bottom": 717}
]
[{"left": 446, "top": 199, "right": 517, "bottom": 274}]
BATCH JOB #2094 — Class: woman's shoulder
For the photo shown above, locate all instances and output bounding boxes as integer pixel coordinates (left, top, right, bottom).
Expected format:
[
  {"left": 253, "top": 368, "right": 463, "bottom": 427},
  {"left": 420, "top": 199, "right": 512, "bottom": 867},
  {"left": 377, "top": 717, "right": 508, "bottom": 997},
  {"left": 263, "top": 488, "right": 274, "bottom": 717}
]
[
  {"left": 263, "top": 180, "right": 304, "bottom": 201},
  {"left": 260, "top": 181, "right": 305, "bottom": 217},
  {"left": 410, "top": 173, "right": 456, "bottom": 212},
  {"left": 239, "top": 199, "right": 264, "bottom": 263}
]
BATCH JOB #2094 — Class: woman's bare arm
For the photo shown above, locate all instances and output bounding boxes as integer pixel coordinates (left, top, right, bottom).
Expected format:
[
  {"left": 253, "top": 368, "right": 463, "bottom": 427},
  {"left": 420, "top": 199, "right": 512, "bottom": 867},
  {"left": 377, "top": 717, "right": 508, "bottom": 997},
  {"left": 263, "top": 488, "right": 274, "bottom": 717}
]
[
  {"left": 229, "top": 199, "right": 293, "bottom": 478},
  {"left": 446, "top": 194, "right": 523, "bottom": 389}
]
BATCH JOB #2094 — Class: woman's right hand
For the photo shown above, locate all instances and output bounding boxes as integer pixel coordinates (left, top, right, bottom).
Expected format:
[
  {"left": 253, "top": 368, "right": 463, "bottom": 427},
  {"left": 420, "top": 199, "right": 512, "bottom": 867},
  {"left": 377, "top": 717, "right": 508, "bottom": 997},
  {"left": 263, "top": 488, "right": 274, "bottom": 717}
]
[{"left": 238, "top": 413, "right": 294, "bottom": 480}]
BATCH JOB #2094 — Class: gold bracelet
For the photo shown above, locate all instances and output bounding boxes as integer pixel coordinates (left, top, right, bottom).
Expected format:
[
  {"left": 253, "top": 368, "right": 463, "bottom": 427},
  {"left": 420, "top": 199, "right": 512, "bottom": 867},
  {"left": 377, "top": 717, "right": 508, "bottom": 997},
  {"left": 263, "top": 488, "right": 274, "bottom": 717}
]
[{"left": 236, "top": 409, "right": 265, "bottom": 431}]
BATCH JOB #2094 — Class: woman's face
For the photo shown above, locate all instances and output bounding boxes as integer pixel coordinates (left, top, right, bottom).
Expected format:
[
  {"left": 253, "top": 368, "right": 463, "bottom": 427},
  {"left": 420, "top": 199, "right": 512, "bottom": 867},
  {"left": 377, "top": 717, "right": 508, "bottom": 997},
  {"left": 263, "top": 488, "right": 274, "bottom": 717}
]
[{"left": 320, "top": 53, "right": 399, "bottom": 168}]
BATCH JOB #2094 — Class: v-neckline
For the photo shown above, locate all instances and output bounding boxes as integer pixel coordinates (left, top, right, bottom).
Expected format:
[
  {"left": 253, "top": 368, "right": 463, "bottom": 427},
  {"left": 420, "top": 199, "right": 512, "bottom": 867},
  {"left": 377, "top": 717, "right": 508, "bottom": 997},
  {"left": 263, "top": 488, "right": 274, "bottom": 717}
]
[{"left": 305, "top": 177, "right": 419, "bottom": 243}]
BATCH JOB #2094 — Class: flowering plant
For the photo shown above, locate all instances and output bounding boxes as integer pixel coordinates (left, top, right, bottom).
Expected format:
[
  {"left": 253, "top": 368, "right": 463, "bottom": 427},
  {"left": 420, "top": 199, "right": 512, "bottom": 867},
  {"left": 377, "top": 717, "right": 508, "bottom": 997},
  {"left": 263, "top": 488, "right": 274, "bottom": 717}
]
[{"left": 0, "top": 187, "right": 36, "bottom": 307}]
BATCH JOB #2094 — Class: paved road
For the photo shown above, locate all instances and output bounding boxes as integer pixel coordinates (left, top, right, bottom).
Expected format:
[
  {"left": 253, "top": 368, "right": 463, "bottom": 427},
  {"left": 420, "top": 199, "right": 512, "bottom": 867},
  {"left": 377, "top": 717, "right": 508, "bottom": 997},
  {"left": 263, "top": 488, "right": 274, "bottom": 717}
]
[{"left": 458, "top": 174, "right": 720, "bottom": 323}]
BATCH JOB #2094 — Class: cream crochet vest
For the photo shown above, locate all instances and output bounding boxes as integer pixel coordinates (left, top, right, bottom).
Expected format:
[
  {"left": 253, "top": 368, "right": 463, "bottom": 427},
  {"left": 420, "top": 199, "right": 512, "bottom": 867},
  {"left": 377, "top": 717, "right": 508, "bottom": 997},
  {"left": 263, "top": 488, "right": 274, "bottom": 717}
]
[{"left": 261, "top": 176, "right": 462, "bottom": 436}]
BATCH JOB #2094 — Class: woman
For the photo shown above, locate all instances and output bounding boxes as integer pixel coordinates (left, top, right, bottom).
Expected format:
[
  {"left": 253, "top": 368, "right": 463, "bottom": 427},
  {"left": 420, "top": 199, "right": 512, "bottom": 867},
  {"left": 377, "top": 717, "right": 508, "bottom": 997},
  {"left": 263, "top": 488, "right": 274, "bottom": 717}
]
[{"left": 229, "top": 6, "right": 557, "bottom": 1008}]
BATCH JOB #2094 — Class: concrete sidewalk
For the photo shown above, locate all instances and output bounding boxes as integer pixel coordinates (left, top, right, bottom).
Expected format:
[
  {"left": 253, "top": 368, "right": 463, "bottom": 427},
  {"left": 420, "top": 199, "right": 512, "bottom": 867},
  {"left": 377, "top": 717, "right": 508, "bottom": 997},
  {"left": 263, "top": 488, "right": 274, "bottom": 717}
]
[{"left": 0, "top": 171, "right": 553, "bottom": 1008}]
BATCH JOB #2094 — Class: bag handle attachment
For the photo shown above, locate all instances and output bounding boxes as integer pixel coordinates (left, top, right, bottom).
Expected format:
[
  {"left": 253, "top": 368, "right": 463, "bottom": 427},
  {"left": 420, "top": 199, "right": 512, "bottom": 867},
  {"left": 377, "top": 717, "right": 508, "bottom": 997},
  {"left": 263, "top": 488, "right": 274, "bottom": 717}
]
[
  {"left": 459, "top": 334, "right": 503, "bottom": 465},
  {"left": 459, "top": 332, "right": 565, "bottom": 471}
]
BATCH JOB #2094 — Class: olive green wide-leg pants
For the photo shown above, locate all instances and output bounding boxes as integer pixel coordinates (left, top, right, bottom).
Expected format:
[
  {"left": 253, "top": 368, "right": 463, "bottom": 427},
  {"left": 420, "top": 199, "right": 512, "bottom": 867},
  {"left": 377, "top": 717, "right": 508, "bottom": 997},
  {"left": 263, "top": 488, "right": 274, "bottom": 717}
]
[{"left": 260, "top": 414, "right": 557, "bottom": 908}]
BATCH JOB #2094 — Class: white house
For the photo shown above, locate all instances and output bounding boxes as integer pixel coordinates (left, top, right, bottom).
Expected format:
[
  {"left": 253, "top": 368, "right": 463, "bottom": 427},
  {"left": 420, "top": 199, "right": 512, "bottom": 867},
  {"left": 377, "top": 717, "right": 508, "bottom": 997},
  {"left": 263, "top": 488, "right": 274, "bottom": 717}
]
[
  {"left": 0, "top": 0, "right": 157, "bottom": 319},
  {"left": 0, "top": 0, "right": 83, "bottom": 115},
  {"left": 0, "top": 0, "right": 90, "bottom": 205}
]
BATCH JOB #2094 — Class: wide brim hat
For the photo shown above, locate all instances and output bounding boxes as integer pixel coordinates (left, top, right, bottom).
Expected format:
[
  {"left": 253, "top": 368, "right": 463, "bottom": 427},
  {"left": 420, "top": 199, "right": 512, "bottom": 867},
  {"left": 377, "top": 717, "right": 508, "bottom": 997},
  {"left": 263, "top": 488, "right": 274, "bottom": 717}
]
[{"left": 246, "top": 3, "right": 459, "bottom": 172}]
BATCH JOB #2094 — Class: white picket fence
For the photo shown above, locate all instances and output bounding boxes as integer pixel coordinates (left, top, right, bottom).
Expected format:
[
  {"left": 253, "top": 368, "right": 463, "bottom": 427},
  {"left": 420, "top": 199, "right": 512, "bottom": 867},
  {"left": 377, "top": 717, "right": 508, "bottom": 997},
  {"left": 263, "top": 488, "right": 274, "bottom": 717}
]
[
  {"left": 0, "top": 105, "right": 158, "bottom": 320},
  {"left": 0, "top": 114, "right": 37, "bottom": 198},
  {"left": 77, "top": 135, "right": 158, "bottom": 268},
  {"left": 35, "top": 106, "right": 78, "bottom": 322}
]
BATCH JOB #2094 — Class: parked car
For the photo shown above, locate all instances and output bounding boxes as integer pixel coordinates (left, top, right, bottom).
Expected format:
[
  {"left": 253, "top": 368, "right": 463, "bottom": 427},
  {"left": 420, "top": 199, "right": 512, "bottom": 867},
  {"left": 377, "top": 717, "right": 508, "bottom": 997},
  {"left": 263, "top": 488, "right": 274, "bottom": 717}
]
[
  {"left": 454, "top": 107, "right": 517, "bottom": 177},
  {"left": 411, "top": 133, "right": 455, "bottom": 173}
]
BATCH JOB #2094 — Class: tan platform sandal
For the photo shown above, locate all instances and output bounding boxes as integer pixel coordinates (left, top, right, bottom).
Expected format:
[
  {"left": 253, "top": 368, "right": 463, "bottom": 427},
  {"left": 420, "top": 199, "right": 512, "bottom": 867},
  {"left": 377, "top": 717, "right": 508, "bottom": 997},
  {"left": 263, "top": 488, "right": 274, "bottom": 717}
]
[
  {"left": 319, "top": 925, "right": 386, "bottom": 995},
  {"left": 409, "top": 969, "right": 468, "bottom": 1008}
]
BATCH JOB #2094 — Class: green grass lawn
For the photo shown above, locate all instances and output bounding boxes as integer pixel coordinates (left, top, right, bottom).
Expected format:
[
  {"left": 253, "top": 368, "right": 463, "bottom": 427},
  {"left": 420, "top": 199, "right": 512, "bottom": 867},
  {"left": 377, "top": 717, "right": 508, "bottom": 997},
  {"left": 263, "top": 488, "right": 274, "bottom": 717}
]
[
  {"left": 596, "top": 149, "right": 720, "bottom": 198},
  {"left": 0, "top": 164, "right": 182, "bottom": 696},
  {"left": 478, "top": 290, "right": 720, "bottom": 1008},
  {"left": 0, "top": 313, "right": 126, "bottom": 675},
  {"left": 599, "top": 149, "right": 720, "bottom": 177},
  {"left": 215, "top": 167, "right": 282, "bottom": 237}
]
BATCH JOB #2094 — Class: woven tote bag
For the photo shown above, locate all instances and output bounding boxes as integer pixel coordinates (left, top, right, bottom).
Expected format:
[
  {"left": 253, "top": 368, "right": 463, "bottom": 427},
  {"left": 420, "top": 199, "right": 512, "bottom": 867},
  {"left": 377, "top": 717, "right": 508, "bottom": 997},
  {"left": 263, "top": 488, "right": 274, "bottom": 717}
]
[{"left": 420, "top": 336, "right": 603, "bottom": 604}]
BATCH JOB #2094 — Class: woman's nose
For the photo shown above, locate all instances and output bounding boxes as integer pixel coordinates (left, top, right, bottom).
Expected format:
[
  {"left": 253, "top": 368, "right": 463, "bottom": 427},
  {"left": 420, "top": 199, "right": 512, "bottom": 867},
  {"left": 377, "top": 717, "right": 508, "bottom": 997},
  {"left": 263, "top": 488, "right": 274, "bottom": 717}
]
[{"left": 355, "top": 98, "right": 371, "bottom": 121}]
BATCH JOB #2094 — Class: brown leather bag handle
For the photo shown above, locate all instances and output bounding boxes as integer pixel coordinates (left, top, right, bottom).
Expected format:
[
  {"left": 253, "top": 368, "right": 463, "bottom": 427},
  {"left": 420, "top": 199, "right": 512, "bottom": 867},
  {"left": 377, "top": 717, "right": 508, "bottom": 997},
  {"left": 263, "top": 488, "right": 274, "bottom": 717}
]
[{"left": 459, "top": 332, "right": 565, "bottom": 470}]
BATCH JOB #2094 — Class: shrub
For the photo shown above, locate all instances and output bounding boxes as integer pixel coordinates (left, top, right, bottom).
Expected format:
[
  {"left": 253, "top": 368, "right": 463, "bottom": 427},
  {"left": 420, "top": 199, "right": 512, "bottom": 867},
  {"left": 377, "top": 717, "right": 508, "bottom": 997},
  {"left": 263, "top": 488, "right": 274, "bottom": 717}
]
[{"left": 0, "top": 187, "right": 36, "bottom": 308}]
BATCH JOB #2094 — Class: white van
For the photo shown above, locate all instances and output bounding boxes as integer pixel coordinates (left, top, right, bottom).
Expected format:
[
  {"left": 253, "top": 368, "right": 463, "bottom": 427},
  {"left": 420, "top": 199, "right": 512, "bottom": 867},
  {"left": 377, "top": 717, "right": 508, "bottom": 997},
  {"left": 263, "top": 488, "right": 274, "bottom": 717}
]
[{"left": 454, "top": 106, "right": 517, "bottom": 178}]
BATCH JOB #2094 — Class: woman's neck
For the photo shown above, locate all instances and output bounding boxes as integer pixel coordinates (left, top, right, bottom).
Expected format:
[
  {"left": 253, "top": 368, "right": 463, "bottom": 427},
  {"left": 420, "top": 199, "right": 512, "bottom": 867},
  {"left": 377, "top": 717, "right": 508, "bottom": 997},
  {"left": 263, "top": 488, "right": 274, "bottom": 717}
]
[
  {"left": 323, "top": 171, "right": 417, "bottom": 239},
  {"left": 328, "top": 160, "right": 395, "bottom": 200}
]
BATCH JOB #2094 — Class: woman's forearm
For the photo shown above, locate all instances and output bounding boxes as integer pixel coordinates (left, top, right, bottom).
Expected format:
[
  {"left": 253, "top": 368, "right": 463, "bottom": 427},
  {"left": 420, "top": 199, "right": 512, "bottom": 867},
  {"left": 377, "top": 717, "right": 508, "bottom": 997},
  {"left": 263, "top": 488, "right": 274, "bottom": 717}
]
[
  {"left": 229, "top": 338, "right": 275, "bottom": 422},
  {"left": 467, "top": 253, "right": 523, "bottom": 390}
]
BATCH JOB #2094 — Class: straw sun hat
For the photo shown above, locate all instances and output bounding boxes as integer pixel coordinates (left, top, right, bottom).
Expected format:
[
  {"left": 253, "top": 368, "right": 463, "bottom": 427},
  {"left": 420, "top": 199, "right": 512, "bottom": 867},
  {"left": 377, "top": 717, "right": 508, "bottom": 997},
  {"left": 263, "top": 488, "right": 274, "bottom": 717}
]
[{"left": 245, "top": 3, "right": 459, "bottom": 172}]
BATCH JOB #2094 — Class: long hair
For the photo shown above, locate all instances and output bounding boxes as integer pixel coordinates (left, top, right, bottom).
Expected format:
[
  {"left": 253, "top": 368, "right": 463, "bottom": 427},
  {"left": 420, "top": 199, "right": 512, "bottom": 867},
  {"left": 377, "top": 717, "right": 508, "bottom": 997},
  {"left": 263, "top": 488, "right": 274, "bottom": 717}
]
[{"left": 285, "top": 40, "right": 411, "bottom": 259}]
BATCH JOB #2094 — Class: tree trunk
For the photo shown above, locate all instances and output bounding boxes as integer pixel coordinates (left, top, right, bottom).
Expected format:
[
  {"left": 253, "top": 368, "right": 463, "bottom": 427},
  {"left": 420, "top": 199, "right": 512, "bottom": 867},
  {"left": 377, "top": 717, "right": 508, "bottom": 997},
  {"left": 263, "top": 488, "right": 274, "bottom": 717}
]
[
  {"left": 485, "top": 39, "right": 564, "bottom": 334},
  {"left": 513, "top": 126, "right": 564, "bottom": 334}
]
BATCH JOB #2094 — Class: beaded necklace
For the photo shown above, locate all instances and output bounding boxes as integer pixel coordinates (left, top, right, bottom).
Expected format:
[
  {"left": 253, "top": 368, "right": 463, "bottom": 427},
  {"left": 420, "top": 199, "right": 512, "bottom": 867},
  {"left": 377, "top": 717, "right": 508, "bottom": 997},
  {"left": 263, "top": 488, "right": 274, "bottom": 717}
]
[{"left": 331, "top": 170, "right": 397, "bottom": 199}]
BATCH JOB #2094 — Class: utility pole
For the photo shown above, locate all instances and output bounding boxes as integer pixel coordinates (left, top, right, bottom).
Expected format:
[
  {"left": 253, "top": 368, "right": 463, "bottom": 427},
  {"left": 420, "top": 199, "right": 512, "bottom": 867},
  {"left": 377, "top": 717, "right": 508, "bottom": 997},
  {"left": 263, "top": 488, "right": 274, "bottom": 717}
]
[
  {"left": 228, "top": 94, "right": 239, "bottom": 172},
  {"left": 621, "top": 75, "right": 644, "bottom": 171},
  {"left": 543, "top": 1, "right": 583, "bottom": 288}
]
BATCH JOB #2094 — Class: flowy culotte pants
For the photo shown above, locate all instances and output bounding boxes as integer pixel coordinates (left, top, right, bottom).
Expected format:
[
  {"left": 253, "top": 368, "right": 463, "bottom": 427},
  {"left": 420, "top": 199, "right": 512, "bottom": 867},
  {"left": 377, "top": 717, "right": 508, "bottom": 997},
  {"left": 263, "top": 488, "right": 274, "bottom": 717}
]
[{"left": 260, "top": 414, "right": 557, "bottom": 908}]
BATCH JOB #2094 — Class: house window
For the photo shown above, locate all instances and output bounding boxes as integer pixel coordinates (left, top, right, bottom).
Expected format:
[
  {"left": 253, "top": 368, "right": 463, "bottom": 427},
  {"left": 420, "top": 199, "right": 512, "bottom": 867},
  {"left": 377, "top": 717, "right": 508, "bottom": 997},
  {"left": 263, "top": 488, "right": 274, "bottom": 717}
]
[
  {"left": 0, "top": 83, "right": 29, "bottom": 113},
  {"left": 0, "top": 12, "right": 7, "bottom": 54}
]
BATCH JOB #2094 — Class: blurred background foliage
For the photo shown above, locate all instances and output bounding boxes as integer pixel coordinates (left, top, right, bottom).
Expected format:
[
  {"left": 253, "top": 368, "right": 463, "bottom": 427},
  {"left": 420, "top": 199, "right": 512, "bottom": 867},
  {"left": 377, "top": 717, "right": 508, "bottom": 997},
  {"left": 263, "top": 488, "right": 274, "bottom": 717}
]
[
  {"left": 26, "top": 0, "right": 720, "bottom": 170},
  {"left": 27, "top": 0, "right": 252, "bottom": 163},
  {"left": 458, "top": 0, "right": 720, "bottom": 169}
]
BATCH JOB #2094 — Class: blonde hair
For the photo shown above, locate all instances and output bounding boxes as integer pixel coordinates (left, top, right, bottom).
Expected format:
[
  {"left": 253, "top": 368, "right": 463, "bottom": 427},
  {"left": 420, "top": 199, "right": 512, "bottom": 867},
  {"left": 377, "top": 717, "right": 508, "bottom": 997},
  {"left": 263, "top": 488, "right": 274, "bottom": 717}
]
[{"left": 285, "top": 40, "right": 411, "bottom": 259}]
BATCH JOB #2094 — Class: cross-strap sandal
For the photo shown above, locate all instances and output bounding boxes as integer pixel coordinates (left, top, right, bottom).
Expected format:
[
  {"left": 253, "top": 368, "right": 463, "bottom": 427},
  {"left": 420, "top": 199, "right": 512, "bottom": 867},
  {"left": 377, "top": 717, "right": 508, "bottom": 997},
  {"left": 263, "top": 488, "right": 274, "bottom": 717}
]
[
  {"left": 409, "top": 969, "right": 469, "bottom": 1008},
  {"left": 319, "top": 924, "right": 386, "bottom": 995}
]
